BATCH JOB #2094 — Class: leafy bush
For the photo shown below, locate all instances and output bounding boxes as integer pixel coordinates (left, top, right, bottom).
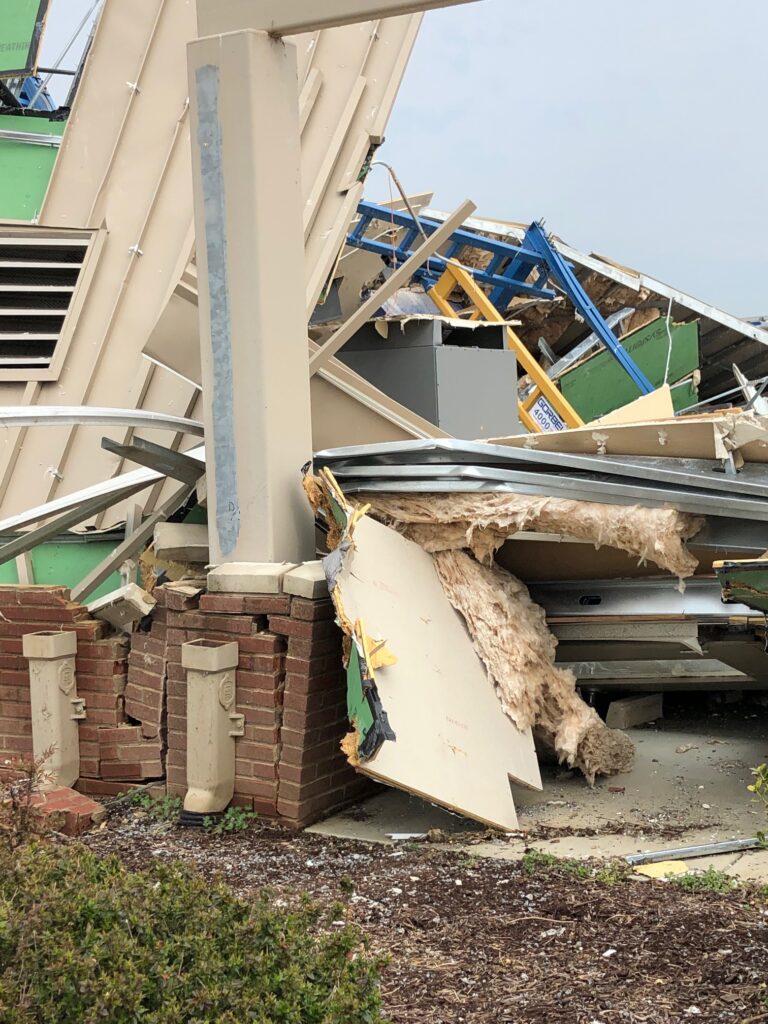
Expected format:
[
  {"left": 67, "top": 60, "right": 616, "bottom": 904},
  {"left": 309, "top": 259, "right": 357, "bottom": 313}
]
[
  {"left": 0, "top": 843, "right": 386, "bottom": 1023},
  {"left": 748, "top": 763, "right": 768, "bottom": 845}
]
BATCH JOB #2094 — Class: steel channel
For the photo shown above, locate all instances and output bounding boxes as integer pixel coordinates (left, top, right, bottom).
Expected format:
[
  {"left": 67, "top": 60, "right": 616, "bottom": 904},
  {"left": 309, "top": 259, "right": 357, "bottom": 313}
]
[
  {"left": 336, "top": 467, "right": 768, "bottom": 521},
  {"left": 315, "top": 439, "right": 768, "bottom": 499},
  {"left": 526, "top": 578, "right": 753, "bottom": 618}
]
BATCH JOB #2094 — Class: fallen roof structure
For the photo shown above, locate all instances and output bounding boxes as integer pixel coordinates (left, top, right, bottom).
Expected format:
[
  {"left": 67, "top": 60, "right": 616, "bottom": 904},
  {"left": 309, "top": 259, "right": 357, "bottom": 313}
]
[{"left": 420, "top": 208, "right": 768, "bottom": 404}]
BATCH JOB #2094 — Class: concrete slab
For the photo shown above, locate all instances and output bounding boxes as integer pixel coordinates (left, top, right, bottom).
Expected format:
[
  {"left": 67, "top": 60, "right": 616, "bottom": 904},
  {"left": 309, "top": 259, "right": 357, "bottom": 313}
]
[
  {"left": 88, "top": 583, "right": 156, "bottom": 631},
  {"left": 606, "top": 693, "right": 664, "bottom": 729},
  {"left": 154, "top": 522, "right": 210, "bottom": 563},
  {"left": 284, "top": 561, "right": 328, "bottom": 600},
  {"left": 207, "top": 561, "right": 298, "bottom": 594},
  {"left": 312, "top": 712, "right": 768, "bottom": 882}
]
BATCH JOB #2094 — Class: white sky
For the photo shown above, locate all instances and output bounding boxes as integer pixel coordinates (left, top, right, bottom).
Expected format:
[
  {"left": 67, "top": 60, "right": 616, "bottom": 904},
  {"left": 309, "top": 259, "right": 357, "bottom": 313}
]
[{"left": 39, "top": 0, "right": 768, "bottom": 317}]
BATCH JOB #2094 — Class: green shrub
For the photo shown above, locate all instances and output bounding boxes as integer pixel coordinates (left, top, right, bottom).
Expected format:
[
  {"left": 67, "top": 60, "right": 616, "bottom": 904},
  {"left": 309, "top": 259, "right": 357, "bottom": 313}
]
[
  {"left": 748, "top": 763, "right": 768, "bottom": 846},
  {"left": 0, "top": 843, "right": 386, "bottom": 1023}
]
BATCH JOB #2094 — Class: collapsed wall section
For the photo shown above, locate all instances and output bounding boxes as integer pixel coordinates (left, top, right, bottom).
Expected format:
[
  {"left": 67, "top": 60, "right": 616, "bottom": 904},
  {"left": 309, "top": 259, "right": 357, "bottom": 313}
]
[
  {"left": 0, "top": 582, "right": 371, "bottom": 829},
  {"left": 154, "top": 586, "right": 370, "bottom": 824},
  {"left": 0, "top": 586, "right": 127, "bottom": 779}
]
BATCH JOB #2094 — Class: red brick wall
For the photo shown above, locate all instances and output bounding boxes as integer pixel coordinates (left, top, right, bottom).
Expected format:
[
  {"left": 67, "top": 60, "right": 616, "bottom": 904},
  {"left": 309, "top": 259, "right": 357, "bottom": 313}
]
[
  {"left": 0, "top": 582, "right": 372, "bottom": 828},
  {"left": 0, "top": 586, "right": 127, "bottom": 774},
  {"left": 156, "top": 585, "right": 371, "bottom": 827}
]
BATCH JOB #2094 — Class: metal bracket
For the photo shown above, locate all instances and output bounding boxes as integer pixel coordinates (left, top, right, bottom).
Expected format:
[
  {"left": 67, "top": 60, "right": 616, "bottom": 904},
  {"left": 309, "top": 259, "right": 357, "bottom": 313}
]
[
  {"left": 101, "top": 436, "right": 205, "bottom": 485},
  {"left": 70, "top": 697, "right": 87, "bottom": 721},
  {"left": 228, "top": 712, "right": 245, "bottom": 738}
]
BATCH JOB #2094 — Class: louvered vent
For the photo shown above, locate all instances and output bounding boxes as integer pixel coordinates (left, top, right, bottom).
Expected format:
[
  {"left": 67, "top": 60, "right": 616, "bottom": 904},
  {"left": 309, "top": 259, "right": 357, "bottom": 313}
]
[{"left": 0, "top": 232, "right": 91, "bottom": 370}]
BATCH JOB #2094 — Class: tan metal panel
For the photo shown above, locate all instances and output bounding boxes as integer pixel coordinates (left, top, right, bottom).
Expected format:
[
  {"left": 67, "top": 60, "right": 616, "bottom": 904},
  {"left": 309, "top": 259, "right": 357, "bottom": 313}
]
[
  {"left": 0, "top": 1, "right": 428, "bottom": 523},
  {"left": 41, "top": 0, "right": 171, "bottom": 227},
  {"left": 0, "top": 0, "right": 198, "bottom": 520},
  {"left": 197, "top": 0, "right": 479, "bottom": 35}
]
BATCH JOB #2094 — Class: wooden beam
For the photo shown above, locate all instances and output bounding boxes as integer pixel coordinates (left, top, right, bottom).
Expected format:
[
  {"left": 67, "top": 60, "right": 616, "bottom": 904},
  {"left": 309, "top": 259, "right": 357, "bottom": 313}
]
[
  {"left": 309, "top": 199, "right": 476, "bottom": 377},
  {"left": 197, "top": 0, "right": 482, "bottom": 36}
]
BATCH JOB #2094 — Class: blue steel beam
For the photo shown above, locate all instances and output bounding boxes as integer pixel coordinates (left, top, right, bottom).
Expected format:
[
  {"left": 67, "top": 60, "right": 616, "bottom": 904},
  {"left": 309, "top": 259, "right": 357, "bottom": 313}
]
[
  {"left": 523, "top": 222, "right": 654, "bottom": 395},
  {"left": 348, "top": 201, "right": 557, "bottom": 301},
  {"left": 347, "top": 202, "right": 655, "bottom": 396}
]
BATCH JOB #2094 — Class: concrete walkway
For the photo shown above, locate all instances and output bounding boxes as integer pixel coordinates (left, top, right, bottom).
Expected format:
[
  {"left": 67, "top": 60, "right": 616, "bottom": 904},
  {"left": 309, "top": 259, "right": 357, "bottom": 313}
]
[{"left": 309, "top": 712, "right": 768, "bottom": 883}]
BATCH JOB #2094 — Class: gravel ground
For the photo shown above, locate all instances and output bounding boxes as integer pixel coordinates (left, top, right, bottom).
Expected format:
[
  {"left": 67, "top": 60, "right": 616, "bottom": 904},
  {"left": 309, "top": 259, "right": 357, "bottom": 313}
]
[{"left": 79, "top": 802, "right": 768, "bottom": 1024}]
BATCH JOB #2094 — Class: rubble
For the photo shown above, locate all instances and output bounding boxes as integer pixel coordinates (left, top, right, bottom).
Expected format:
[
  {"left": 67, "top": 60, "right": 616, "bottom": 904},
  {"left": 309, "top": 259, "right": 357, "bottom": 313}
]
[{"left": 0, "top": 0, "right": 766, "bottom": 842}]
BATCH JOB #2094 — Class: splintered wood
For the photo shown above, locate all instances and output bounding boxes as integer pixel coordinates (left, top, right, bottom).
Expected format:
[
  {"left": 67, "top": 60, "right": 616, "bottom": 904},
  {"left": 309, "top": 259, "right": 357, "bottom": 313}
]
[
  {"left": 367, "top": 493, "right": 702, "bottom": 580},
  {"left": 430, "top": 550, "right": 633, "bottom": 782}
]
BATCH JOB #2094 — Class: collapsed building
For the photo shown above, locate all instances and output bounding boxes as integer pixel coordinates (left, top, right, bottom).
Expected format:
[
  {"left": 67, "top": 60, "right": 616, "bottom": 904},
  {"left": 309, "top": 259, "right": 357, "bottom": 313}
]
[{"left": 0, "top": 0, "right": 766, "bottom": 833}]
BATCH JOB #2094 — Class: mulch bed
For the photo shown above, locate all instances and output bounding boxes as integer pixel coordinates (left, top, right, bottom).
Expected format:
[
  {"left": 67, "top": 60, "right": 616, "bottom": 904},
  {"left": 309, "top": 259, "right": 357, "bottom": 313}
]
[{"left": 81, "top": 804, "right": 768, "bottom": 1024}]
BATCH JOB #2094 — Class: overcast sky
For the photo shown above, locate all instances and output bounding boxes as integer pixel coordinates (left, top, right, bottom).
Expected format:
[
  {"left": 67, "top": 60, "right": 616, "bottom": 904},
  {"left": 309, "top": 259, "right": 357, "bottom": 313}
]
[{"left": 40, "top": 0, "right": 767, "bottom": 316}]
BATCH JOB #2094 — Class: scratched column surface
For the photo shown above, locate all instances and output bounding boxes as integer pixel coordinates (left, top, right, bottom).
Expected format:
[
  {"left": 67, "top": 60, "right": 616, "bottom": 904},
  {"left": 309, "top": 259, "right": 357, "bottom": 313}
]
[{"left": 188, "top": 30, "right": 315, "bottom": 565}]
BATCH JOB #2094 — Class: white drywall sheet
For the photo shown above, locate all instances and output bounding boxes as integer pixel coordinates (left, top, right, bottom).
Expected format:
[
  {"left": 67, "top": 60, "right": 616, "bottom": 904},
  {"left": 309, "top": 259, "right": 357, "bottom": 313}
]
[{"left": 337, "top": 515, "right": 541, "bottom": 830}]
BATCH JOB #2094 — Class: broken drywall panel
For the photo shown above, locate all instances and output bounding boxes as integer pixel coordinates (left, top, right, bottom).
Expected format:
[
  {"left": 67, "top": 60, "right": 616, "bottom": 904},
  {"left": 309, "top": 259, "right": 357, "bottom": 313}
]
[
  {"left": 153, "top": 522, "right": 210, "bottom": 563},
  {"left": 367, "top": 492, "right": 702, "bottom": 580},
  {"left": 488, "top": 413, "right": 768, "bottom": 464},
  {"left": 324, "top": 506, "right": 541, "bottom": 830},
  {"left": 590, "top": 385, "right": 674, "bottom": 426},
  {"left": 88, "top": 583, "right": 156, "bottom": 631}
]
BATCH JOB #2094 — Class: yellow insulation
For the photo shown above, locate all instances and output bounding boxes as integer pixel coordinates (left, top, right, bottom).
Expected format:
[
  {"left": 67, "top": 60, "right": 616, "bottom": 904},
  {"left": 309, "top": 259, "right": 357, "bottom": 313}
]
[
  {"left": 366, "top": 493, "right": 703, "bottom": 580},
  {"left": 431, "top": 550, "right": 633, "bottom": 782}
]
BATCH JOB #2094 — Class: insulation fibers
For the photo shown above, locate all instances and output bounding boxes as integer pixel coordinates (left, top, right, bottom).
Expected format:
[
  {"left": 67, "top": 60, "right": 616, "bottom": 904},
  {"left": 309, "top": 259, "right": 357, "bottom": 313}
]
[
  {"left": 431, "top": 549, "right": 633, "bottom": 782},
  {"left": 367, "top": 493, "right": 702, "bottom": 580}
]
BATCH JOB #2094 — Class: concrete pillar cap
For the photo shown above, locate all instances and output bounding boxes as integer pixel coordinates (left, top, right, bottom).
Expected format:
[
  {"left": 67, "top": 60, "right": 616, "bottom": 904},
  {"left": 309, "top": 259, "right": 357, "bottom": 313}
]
[
  {"left": 22, "top": 630, "right": 77, "bottom": 660},
  {"left": 181, "top": 638, "right": 239, "bottom": 673}
]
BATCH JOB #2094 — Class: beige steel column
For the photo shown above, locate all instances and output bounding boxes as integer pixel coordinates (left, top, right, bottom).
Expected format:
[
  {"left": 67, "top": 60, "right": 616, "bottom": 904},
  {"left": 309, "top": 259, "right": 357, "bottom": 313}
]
[{"left": 188, "top": 30, "right": 315, "bottom": 566}]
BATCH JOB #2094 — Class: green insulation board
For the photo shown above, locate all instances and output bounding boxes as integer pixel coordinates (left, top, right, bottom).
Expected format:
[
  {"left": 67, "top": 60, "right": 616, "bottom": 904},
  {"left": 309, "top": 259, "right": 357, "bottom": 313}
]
[
  {"left": 559, "top": 318, "right": 700, "bottom": 422},
  {"left": 0, "top": 541, "right": 121, "bottom": 602},
  {"left": 0, "top": 115, "right": 63, "bottom": 220},
  {"left": 0, "top": 0, "right": 49, "bottom": 76},
  {"left": 714, "top": 560, "right": 768, "bottom": 615}
]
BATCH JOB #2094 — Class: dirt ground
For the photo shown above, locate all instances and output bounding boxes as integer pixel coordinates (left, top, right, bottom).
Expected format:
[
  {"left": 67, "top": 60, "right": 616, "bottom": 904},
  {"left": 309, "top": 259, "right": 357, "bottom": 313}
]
[{"left": 81, "top": 802, "right": 768, "bottom": 1024}]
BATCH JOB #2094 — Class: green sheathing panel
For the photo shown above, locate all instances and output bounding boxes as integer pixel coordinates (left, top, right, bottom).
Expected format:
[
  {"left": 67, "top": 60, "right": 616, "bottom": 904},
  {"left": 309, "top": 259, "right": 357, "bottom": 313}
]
[
  {"left": 0, "top": 0, "right": 49, "bottom": 76},
  {"left": 560, "top": 319, "right": 700, "bottom": 422},
  {"left": 715, "top": 561, "right": 768, "bottom": 615},
  {"left": 0, "top": 115, "right": 63, "bottom": 220},
  {"left": 346, "top": 648, "right": 376, "bottom": 751},
  {"left": 0, "top": 541, "right": 122, "bottom": 602},
  {"left": 671, "top": 379, "right": 698, "bottom": 413}
]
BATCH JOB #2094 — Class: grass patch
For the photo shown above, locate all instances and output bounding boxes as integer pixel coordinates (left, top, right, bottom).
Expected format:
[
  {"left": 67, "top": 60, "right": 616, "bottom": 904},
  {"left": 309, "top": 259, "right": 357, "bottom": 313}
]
[
  {"left": 125, "top": 789, "right": 183, "bottom": 823},
  {"left": 522, "top": 849, "right": 590, "bottom": 879},
  {"left": 203, "top": 806, "right": 259, "bottom": 835},
  {"left": 0, "top": 842, "right": 385, "bottom": 1022},
  {"left": 669, "top": 867, "right": 737, "bottom": 894},
  {"left": 521, "top": 850, "right": 630, "bottom": 885}
]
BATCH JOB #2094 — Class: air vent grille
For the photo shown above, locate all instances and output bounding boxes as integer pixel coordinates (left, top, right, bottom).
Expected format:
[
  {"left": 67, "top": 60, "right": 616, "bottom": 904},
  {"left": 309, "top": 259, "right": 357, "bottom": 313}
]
[{"left": 0, "top": 233, "right": 90, "bottom": 370}]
